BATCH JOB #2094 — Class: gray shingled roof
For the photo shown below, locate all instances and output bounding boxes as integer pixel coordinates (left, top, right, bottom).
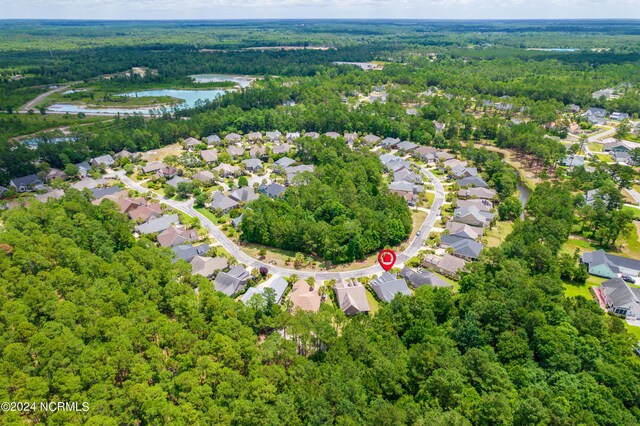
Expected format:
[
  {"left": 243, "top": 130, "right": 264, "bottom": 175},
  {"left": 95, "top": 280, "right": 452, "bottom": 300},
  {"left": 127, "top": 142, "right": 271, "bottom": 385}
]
[
  {"left": 135, "top": 214, "right": 179, "bottom": 235},
  {"left": 370, "top": 272, "right": 412, "bottom": 302}
]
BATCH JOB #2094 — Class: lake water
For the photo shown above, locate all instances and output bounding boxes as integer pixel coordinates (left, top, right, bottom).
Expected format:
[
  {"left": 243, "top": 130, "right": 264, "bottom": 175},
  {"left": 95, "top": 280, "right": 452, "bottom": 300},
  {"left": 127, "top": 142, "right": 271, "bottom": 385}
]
[
  {"left": 190, "top": 74, "right": 254, "bottom": 88},
  {"left": 47, "top": 89, "right": 226, "bottom": 115},
  {"left": 22, "top": 136, "right": 75, "bottom": 148}
]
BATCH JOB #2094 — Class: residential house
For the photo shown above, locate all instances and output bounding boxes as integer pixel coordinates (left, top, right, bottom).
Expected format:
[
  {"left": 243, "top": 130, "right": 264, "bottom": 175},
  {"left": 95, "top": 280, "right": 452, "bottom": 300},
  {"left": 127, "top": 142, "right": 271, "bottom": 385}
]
[
  {"left": 435, "top": 151, "right": 454, "bottom": 162},
  {"left": 157, "top": 225, "right": 199, "bottom": 248},
  {"left": 561, "top": 155, "right": 585, "bottom": 168},
  {"left": 230, "top": 187, "right": 258, "bottom": 203},
  {"left": 446, "top": 222, "right": 483, "bottom": 240},
  {"left": 9, "top": 174, "right": 43, "bottom": 193},
  {"left": 172, "top": 243, "right": 210, "bottom": 263},
  {"left": 142, "top": 161, "right": 166, "bottom": 174},
  {"left": 443, "top": 158, "right": 468, "bottom": 169},
  {"left": 249, "top": 146, "right": 266, "bottom": 158},
  {"left": 289, "top": 280, "right": 322, "bottom": 312},
  {"left": 135, "top": 214, "right": 179, "bottom": 235},
  {"left": 423, "top": 254, "right": 467, "bottom": 279},
  {"left": 225, "top": 133, "right": 242, "bottom": 143},
  {"left": 286, "top": 132, "right": 300, "bottom": 142},
  {"left": 394, "top": 169, "right": 423, "bottom": 184},
  {"left": 450, "top": 166, "right": 478, "bottom": 179},
  {"left": 381, "top": 137, "right": 401, "bottom": 149},
  {"left": 379, "top": 153, "right": 403, "bottom": 166},
  {"left": 583, "top": 107, "right": 607, "bottom": 125},
  {"left": 274, "top": 156, "right": 296, "bottom": 169},
  {"left": 183, "top": 137, "right": 201, "bottom": 150},
  {"left": 231, "top": 214, "right": 243, "bottom": 228},
  {"left": 44, "top": 168, "right": 66, "bottom": 182},
  {"left": 210, "top": 191, "right": 239, "bottom": 213},
  {"left": 0, "top": 186, "right": 8, "bottom": 198},
  {"left": 406, "top": 108, "right": 418, "bottom": 116},
  {"left": 567, "top": 104, "right": 581, "bottom": 113},
  {"left": 396, "top": 141, "right": 419, "bottom": 152},
  {"left": 362, "top": 134, "right": 381, "bottom": 145},
  {"left": 389, "top": 181, "right": 423, "bottom": 195},
  {"left": 242, "top": 158, "right": 263, "bottom": 172},
  {"left": 271, "top": 144, "right": 291, "bottom": 155},
  {"left": 91, "top": 154, "right": 115, "bottom": 168},
  {"left": 453, "top": 206, "right": 494, "bottom": 227},
  {"left": 325, "top": 132, "right": 340, "bottom": 139},
  {"left": 370, "top": 272, "right": 412, "bottom": 303},
  {"left": 246, "top": 131, "right": 263, "bottom": 141},
  {"left": 582, "top": 250, "right": 640, "bottom": 279},
  {"left": 213, "top": 163, "right": 240, "bottom": 177},
  {"left": 165, "top": 176, "right": 191, "bottom": 189},
  {"left": 458, "top": 187, "right": 497, "bottom": 200},
  {"left": 75, "top": 161, "right": 91, "bottom": 177},
  {"left": 400, "top": 266, "right": 452, "bottom": 289},
  {"left": 597, "top": 277, "right": 640, "bottom": 319},
  {"left": 613, "top": 151, "right": 633, "bottom": 165},
  {"left": 156, "top": 166, "right": 178, "bottom": 179},
  {"left": 206, "top": 134, "right": 222, "bottom": 145},
  {"left": 386, "top": 160, "right": 412, "bottom": 174},
  {"left": 413, "top": 146, "right": 437, "bottom": 162},
  {"left": 344, "top": 132, "right": 359, "bottom": 143},
  {"left": 334, "top": 280, "right": 370, "bottom": 315},
  {"left": 240, "top": 277, "right": 289, "bottom": 304},
  {"left": 192, "top": 170, "right": 216, "bottom": 184},
  {"left": 227, "top": 146, "right": 245, "bottom": 158},
  {"left": 433, "top": 121, "right": 445, "bottom": 132},
  {"left": 441, "top": 237, "right": 484, "bottom": 261},
  {"left": 456, "top": 198, "right": 493, "bottom": 212},
  {"left": 191, "top": 256, "right": 228, "bottom": 278},
  {"left": 603, "top": 140, "right": 639, "bottom": 153},
  {"left": 258, "top": 182, "right": 286, "bottom": 198},
  {"left": 200, "top": 149, "right": 219, "bottom": 163},
  {"left": 304, "top": 132, "right": 320, "bottom": 139},
  {"left": 114, "top": 150, "right": 133, "bottom": 160},
  {"left": 214, "top": 264, "right": 253, "bottom": 296},
  {"left": 129, "top": 204, "right": 162, "bottom": 223},
  {"left": 285, "top": 165, "right": 315, "bottom": 184},
  {"left": 610, "top": 112, "right": 630, "bottom": 121},
  {"left": 457, "top": 176, "right": 489, "bottom": 188},
  {"left": 91, "top": 186, "right": 123, "bottom": 199}
]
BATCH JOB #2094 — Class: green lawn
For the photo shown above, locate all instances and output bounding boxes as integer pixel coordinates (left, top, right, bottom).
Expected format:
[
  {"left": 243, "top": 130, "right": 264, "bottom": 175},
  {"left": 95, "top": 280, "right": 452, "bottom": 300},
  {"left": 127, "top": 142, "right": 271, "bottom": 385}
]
[
  {"left": 624, "top": 323, "right": 640, "bottom": 342},
  {"left": 587, "top": 142, "right": 603, "bottom": 153},
  {"left": 563, "top": 275, "right": 604, "bottom": 299},
  {"left": 434, "top": 272, "right": 459, "bottom": 291},
  {"left": 484, "top": 221, "right": 515, "bottom": 248},
  {"left": 194, "top": 206, "right": 219, "bottom": 224},
  {"left": 622, "top": 205, "right": 640, "bottom": 220},
  {"left": 366, "top": 290, "right": 380, "bottom": 315},
  {"left": 424, "top": 191, "right": 435, "bottom": 205}
]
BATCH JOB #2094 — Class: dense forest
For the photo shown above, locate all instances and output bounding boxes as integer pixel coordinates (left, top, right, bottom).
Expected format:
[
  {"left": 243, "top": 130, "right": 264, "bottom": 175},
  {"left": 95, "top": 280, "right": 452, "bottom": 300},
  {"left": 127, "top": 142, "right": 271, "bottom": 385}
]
[
  {"left": 240, "top": 137, "right": 412, "bottom": 263},
  {"left": 1, "top": 180, "right": 639, "bottom": 425}
]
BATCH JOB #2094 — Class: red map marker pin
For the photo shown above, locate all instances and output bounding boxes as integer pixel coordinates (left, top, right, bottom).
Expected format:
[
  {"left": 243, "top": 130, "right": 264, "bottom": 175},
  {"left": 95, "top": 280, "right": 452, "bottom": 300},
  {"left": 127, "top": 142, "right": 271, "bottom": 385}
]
[{"left": 378, "top": 249, "right": 397, "bottom": 272}]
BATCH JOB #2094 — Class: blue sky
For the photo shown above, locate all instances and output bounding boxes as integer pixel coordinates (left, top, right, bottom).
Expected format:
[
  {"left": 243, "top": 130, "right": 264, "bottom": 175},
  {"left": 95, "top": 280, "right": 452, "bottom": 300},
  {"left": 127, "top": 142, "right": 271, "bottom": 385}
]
[{"left": 1, "top": 0, "right": 639, "bottom": 20}]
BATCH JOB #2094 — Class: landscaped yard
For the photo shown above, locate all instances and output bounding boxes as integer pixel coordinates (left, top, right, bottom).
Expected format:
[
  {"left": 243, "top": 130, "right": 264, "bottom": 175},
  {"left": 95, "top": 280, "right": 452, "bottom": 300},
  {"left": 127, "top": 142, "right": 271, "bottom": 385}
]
[
  {"left": 624, "top": 323, "right": 640, "bottom": 341},
  {"left": 563, "top": 275, "right": 605, "bottom": 299},
  {"left": 484, "top": 221, "right": 515, "bottom": 248},
  {"left": 366, "top": 289, "right": 380, "bottom": 314}
]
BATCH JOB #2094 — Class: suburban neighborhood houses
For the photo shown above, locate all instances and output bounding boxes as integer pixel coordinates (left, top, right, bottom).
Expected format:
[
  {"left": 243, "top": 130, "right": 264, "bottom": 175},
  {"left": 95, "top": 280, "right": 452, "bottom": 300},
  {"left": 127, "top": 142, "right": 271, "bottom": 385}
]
[{"left": 3, "top": 125, "right": 640, "bottom": 329}]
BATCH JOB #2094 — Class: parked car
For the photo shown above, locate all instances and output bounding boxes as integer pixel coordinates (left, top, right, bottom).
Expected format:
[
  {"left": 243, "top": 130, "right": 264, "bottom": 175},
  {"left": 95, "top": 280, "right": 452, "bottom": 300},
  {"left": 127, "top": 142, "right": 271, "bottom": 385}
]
[{"left": 622, "top": 275, "right": 637, "bottom": 284}]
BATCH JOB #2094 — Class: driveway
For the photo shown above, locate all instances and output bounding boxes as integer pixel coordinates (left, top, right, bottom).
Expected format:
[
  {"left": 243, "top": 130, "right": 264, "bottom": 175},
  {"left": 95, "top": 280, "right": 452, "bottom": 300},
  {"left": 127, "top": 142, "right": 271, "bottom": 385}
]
[{"left": 117, "top": 166, "right": 445, "bottom": 280}]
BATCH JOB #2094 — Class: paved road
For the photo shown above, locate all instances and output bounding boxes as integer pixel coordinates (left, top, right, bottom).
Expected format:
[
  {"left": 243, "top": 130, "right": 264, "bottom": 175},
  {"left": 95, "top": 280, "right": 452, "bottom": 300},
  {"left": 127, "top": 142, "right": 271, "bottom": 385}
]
[
  {"left": 19, "top": 84, "right": 71, "bottom": 112},
  {"left": 117, "top": 166, "right": 445, "bottom": 280}
]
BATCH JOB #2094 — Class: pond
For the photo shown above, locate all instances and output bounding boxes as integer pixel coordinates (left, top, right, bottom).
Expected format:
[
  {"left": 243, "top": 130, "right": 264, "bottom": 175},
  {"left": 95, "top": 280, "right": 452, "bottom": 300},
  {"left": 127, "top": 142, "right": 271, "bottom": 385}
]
[
  {"left": 190, "top": 74, "right": 254, "bottom": 88},
  {"left": 47, "top": 89, "right": 226, "bottom": 115},
  {"left": 22, "top": 136, "right": 75, "bottom": 148}
]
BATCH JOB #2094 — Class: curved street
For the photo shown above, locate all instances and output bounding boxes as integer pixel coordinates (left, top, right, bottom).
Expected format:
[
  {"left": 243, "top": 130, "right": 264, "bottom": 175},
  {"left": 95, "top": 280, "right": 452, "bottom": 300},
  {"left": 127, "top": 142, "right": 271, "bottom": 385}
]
[{"left": 116, "top": 165, "right": 445, "bottom": 280}]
